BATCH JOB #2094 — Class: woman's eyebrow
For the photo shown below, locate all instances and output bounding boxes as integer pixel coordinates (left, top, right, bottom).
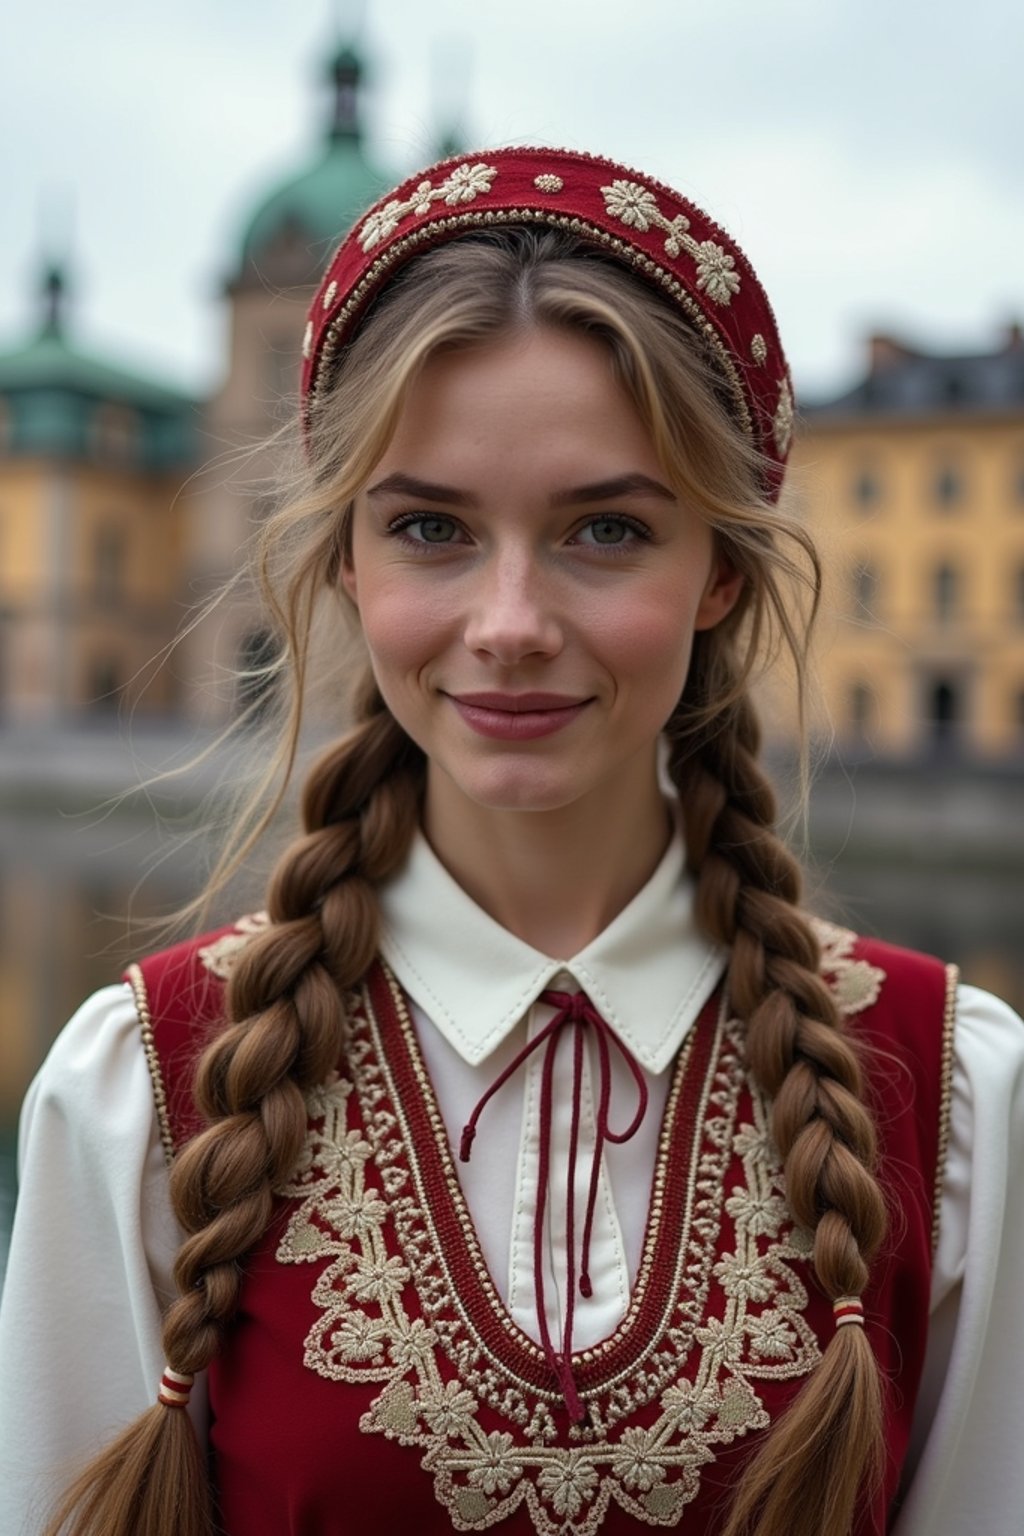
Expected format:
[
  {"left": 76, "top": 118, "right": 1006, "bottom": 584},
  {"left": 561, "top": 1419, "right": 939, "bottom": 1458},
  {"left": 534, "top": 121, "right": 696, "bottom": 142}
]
[
  {"left": 550, "top": 474, "right": 677, "bottom": 506},
  {"left": 365, "top": 471, "right": 676, "bottom": 506},
  {"left": 366, "top": 472, "right": 476, "bottom": 506}
]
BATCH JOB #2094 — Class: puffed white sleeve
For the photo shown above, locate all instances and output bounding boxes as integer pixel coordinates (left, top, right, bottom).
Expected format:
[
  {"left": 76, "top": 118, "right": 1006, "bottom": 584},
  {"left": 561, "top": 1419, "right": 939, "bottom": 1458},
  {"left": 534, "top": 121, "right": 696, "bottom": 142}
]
[
  {"left": 0, "top": 984, "right": 206, "bottom": 1536},
  {"left": 893, "top": 983, "right": 1024, "bottom": 1536}
]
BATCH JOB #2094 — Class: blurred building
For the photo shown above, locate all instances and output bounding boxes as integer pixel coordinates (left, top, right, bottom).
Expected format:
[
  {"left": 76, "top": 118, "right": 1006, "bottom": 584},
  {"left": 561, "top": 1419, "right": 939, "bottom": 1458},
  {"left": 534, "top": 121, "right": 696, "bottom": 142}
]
[
  {"left": 0, "top": 39, "right": 459, "bottom": 731},
  {"left": 185, "top": 41, "right": 440, "bottom": 723},
  {"left": 793, "top": 325, "right": 1024, "bottom": 759},
  {"left": 0, "top": 264, "right": 199, "bottom": 722}
]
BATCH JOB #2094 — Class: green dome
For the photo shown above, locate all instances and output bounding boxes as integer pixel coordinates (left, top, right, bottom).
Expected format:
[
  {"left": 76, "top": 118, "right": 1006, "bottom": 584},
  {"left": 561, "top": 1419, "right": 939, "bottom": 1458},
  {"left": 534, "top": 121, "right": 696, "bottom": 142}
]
[
  {"left": 240, "top": 138, "right": 388, "bottom": 268},
  {"left": 238, "top": 42, "right": 390, "bottom": 275}
]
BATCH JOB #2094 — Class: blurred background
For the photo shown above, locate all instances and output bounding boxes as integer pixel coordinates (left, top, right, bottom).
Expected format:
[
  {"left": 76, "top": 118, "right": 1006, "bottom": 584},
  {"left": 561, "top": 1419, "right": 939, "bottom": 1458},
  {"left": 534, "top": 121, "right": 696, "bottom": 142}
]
[{"left": 2, "top": 0, "right": 1023, "bottom": 1283}]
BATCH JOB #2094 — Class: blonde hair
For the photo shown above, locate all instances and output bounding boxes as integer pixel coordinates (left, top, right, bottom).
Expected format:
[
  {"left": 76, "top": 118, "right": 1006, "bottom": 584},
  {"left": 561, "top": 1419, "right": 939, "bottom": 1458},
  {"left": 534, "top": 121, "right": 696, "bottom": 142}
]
[{"left": 47, "top": 228, "right": 885, "bottom": 1536}]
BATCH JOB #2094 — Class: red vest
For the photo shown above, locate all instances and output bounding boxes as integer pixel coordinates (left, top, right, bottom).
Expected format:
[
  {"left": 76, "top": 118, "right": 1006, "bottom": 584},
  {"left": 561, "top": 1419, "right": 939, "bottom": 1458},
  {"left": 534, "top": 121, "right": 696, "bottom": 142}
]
[{"left": 127, "top": 918, "right": 955, "bottom": 1536}]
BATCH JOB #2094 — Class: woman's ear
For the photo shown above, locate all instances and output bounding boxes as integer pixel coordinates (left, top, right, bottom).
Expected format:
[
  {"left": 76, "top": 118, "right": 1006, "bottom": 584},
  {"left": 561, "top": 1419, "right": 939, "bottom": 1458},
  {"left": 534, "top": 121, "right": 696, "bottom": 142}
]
[
  {"left": 693, "top": 554, "right": 744, "bottom": 632},
  {"left": 340, "top": 553, "right": 358, "bottom": 607}
]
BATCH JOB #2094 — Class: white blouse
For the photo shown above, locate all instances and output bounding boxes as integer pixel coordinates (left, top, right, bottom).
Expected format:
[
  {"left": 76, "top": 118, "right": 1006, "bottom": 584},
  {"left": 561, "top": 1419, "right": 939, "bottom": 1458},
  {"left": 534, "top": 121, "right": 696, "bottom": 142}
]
[{"left": 0, "top": 832, "right": 1022, "bottom": 1536}]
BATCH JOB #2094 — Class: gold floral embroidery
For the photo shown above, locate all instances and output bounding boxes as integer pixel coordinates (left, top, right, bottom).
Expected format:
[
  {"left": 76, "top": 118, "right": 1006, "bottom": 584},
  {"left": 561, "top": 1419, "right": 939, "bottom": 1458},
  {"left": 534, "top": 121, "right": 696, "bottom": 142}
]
[
  {"left": 600, "top": 180, "right": 741, "bottom": 305},
  {"left": 358, "top": 163, "right": 499, "bottom": 252},
  {"left": 773, "top": 379, "right": 794, "bottom": 456},
  {"left": 810, "top": 918, "right": 885, "bottom": 1016},
  {"left": 274, "top": 977, "right": 823, "bottom": 1534},
  {"left": 310, "top": 212, "right": 755, "bottom": 450},
  {"left": 196, "top": 912, "right": 270, "bottom": 980}
]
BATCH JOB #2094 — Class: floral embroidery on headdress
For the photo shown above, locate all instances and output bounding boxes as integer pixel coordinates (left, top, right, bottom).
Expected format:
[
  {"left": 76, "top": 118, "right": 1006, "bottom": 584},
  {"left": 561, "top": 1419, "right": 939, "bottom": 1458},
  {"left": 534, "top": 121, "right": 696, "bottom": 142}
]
[
  {"left": 600, "top": 180, "right": 740, "bottom": 305},
  {"left": 773, "top": 381, "right": 795, "bottom": 457},
  {"left": 358, "top": 163, "right": 498, "bottom": 252}
]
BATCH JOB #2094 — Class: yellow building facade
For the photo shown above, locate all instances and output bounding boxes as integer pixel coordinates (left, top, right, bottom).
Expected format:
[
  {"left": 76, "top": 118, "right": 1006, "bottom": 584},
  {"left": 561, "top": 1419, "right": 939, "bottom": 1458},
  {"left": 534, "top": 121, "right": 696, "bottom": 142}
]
[
  {"left": 0, "top": 268, "right": 198, "bottom": 722},
  {"left": 791, "top": 328, "right": 1024, "bottom": 759}
]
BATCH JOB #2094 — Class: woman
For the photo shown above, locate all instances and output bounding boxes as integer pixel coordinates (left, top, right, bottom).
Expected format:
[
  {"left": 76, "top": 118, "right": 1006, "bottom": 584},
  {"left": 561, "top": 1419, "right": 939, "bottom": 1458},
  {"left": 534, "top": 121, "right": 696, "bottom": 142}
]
[{"left": 1, "top": 147, "right": 1021, "bottom": 1536}]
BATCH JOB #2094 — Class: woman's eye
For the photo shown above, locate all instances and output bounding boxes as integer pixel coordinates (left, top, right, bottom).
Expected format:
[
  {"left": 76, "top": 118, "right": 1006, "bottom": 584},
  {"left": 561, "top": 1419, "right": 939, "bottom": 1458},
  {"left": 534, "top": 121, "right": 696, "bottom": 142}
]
[
  {"left": 573, "top": 516, "right": 650, "bottom": 548},
  {"left": 390, "top": 513, "right": 463, "bottom": 546}
]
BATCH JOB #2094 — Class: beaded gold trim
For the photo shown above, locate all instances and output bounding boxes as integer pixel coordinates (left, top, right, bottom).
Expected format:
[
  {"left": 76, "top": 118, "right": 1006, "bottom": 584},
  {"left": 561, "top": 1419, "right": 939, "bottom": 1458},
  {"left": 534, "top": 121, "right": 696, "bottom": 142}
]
[
  {"left": 933, "top": 964, "right": 959, "bottom": 1257},
  {"left": 309, "top": 210, "right": 753, "bottom": 450},
  {"left": 126, "top": 962, "right": 175, "bottom": 1169},
  {"left": 274, "top": 969, "right": 822, "bottom": 1534}
]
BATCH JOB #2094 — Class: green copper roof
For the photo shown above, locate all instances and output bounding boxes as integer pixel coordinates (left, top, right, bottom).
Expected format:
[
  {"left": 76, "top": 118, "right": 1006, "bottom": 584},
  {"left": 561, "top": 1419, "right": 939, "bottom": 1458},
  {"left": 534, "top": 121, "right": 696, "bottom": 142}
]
[
  {"left": 239, "top": 137, "right": 389, "bottom": 269},
  {"left": 0, "top": 266, "right": 199, "bottom": 467},
  {"left": 238, "top": 41, "right": 390, "bottom": 274}
]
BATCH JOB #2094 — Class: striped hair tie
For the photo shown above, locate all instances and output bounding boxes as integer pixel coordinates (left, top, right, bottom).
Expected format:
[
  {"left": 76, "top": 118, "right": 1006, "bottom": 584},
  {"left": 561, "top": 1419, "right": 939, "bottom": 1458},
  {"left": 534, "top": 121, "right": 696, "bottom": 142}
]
[
  {"left": 833, "top": 1296, "right": 865, "bottom": 1329},
  {"left": 157, "top": 1366, "right": 195, "bottom": 1409}
]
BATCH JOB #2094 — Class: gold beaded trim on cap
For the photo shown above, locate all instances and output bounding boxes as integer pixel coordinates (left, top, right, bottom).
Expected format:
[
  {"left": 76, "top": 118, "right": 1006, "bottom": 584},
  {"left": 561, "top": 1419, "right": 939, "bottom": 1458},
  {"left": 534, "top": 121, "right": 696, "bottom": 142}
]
[{"left": 309, "top": 208, "right": 753, "bottom": 449}]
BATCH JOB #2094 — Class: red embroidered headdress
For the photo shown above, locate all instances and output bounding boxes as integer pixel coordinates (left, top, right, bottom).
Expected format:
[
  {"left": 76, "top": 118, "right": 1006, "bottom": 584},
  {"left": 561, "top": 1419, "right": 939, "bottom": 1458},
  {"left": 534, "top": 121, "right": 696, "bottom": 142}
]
[{"left": 300, "top": 146, "right": 794, "bottom": 500}]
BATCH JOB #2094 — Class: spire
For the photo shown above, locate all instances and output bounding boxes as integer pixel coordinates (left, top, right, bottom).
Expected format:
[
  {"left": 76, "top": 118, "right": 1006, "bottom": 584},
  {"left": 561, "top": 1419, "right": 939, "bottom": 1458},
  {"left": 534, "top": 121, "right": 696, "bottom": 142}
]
[
  {"left": 327, "top": 42, "right": 364, "bottom": 143},
  {"left": 39, "top": 261, "right": 68, "bottom": 339}
]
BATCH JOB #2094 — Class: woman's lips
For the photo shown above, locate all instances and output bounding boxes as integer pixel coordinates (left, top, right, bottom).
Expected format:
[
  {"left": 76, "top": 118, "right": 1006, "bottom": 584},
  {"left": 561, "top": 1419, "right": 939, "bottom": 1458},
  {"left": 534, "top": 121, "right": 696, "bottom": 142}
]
[{"left": 446, "top": 692, "right": 592, "bottom": 741}]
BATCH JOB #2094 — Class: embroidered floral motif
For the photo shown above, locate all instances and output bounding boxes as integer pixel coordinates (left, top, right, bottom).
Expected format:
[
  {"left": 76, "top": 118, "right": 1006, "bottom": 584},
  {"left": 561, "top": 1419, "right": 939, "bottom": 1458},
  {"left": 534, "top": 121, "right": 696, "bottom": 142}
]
[
  {"left": 322, "top": 279, "right": 338, "bottom": 311},
  {"left": 599, "top": 179, "right": 741, "bottom": 306},
  {"left": 811, "top": 918, "right": 886, "bottom": 1016},
  {"left": 750, "top": 333, "right": 767, "bottom": 365},
  {"left": 773, "top": 380, "right": 794, "bottom": 457},
  {"left": 302, "top": 320, "right": 313, "bottom": 360},
  {"left": 196, "top": 911, "right": 269, "bottom": 980},
  {"left": 533, "top": 173, "right": 564, "bottom": 192},
  {"left": 694, "top": 240, "right": 741, "bottom": 304},
  {"left": 274, "top": 976, "right": 826, "bottom": 1535},
  {"left": 358, "top": 163, "right": 499, "bottom": 252}
]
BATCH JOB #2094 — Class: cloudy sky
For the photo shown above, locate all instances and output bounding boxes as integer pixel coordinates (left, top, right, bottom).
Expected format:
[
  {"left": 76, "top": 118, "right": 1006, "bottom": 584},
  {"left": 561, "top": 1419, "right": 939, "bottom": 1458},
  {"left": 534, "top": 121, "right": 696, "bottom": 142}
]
[{"left": 2, "top": 0, "right": 1022, "bottom": 401}]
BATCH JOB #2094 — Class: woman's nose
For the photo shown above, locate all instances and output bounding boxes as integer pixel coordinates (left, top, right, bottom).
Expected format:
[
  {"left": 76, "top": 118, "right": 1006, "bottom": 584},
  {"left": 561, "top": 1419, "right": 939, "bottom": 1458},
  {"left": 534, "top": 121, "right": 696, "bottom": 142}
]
[{"left": 462, "top": 550, "right": 564, "bottom": 664}]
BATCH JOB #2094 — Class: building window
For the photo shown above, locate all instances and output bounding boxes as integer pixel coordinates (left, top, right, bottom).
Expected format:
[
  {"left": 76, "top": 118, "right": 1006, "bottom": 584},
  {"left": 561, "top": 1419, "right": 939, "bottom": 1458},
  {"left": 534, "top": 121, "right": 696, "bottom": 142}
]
[
  {"left": 933, "top": 464, "right": 964, "bottom": 509},
  {"left": 849, "top": 682, "right": 875, "bottom": 736},
  {"left": 94, "top": 525, "right": 126, "bottom": 605},
  {"left": 852, "top": 562, "right": 878, "bottom": 619},
  {"left": 933, "top": 563, "right": 959, "bottom": 625},
  {"left": 927, "top": 676, "right": 961, "bottom": 750},
  {"left": 852, "top": 466, "right": 882, "bottom": 511},
  {"left": 88, "top": 658, "right": 122, "bottom": 708}
]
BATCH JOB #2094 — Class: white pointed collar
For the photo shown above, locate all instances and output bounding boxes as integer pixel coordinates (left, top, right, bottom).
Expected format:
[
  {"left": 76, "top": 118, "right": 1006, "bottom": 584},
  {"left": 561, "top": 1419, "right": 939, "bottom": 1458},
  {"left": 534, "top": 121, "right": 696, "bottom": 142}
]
[{"left": 377, "top": 828, "right": 727, "bottom": 1074}]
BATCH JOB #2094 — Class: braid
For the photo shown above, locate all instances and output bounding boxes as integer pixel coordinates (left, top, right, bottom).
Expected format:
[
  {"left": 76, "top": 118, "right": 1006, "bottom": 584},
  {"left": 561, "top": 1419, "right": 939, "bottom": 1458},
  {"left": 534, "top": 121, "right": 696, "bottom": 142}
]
[
  {"left": 45, "top": 686, "right": 424, "bottom": 1536},
  {"left": 667, "top": 653, "right": 887, "bottom": 1536}
]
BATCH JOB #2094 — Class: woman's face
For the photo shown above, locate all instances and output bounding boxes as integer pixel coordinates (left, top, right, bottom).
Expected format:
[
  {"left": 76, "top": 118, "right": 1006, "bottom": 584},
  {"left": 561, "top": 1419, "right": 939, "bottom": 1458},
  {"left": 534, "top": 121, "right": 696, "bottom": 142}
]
[{"left": 343, "top": 326, "right": 741, "bottom": 824}]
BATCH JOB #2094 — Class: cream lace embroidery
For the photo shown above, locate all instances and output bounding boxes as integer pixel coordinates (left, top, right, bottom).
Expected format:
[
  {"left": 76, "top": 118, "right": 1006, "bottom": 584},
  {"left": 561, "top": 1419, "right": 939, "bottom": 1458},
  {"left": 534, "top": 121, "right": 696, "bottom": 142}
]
[
  {"left": 773, "top": 379, "right": 794, "bottom": 457},
  {"left": 272, "top": 980, "right": 826, "bottom": 1534},
  {"left": 358, "top": 163, "right": 499, "bottom": 253},
  {"left": 197, "top": 912, "right": 269, "bottom": 980},
  {"left": 810, "top": 918, "right": 885, "bottom": 1015},
  {"left": 192, "top": 910, "right": 888, "bottom": 1531},
  {"left": 599, "top": 180, "right": 741, "bottom": 306}
]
